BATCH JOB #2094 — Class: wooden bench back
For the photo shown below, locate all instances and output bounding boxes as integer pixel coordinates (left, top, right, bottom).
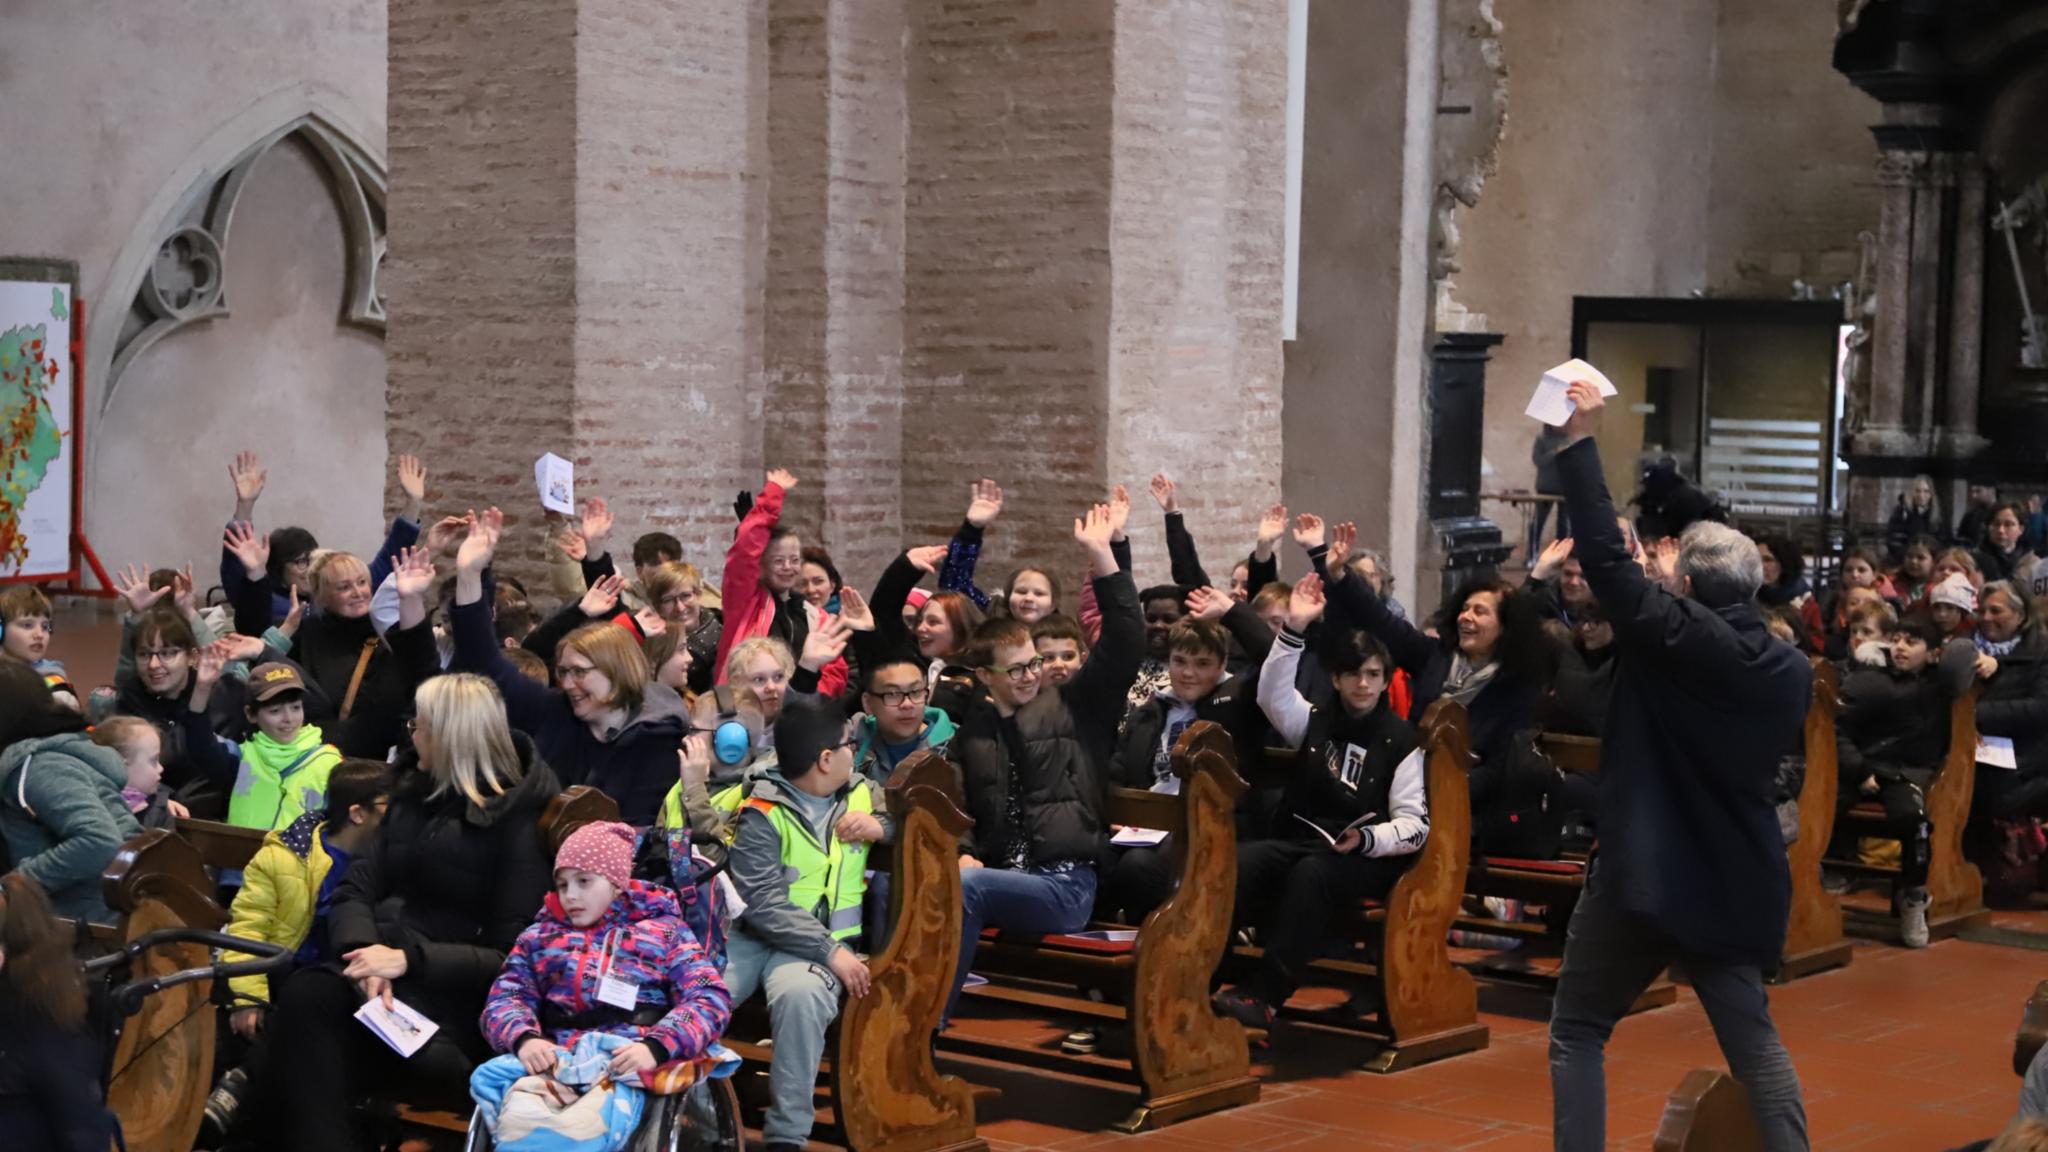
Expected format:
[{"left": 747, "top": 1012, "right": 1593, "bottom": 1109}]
[
  {"left": 1653, "top": 1069, "right": 1763, "bottom": 1152},
  {"left": 171, "top": 817, "right": 268, "bottom": 876},
  {"left": 837, "top": 749, "right": 981, "bottom": 1151},
  {"left": 1538, "top": 731, "right": 1600, "bottom": 777},
  {"left": 1922, "top": 687, "right": 1985, "bottom": 919},
  {"left": 1783, "top": 660, "right": 1843, "bottom": 959},
  {"left": 540, "top": 785, "right": 621, "bottom": 853},
  {"left": 1381, "top": 698, "right": 1479, "bottom": 1039}
]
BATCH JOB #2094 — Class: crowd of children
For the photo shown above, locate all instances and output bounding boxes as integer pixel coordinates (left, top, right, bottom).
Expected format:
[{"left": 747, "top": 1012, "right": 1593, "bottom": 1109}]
[{"left": 3, "top": 448, "right": 2048, "bottom": 1150}]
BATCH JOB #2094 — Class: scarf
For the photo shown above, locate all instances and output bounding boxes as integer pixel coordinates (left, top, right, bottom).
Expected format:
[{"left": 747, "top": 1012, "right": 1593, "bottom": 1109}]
[
  {"left": 1441, "top": 653, "right": 1500, "bottom": 707},
  {"left": 1978, "top": 633, "right": 2022, "bottom": 658}
]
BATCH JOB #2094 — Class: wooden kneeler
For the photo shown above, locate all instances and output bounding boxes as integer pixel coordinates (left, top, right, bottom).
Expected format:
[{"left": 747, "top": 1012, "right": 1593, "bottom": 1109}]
[
  {"left": 954, "top": 722, "right": 1258, "bottom": 1133},
  {"left": 1777, "top": 660, "right": 1852, "bottom": 981}
]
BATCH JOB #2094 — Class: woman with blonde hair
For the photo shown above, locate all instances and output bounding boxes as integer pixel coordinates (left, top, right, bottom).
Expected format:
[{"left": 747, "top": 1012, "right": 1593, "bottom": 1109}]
[
  {"left": 448, "top": 508, "right": 690, "bottom": 825},
  {"left": 242, "top": 671, "right": 558, "bottom": 1152},
  {"left": 645, "top": 560, "right": 723, "bottom": 694},
  {"left": 225, "top": 528, "right": 440, "bottom": 759}
]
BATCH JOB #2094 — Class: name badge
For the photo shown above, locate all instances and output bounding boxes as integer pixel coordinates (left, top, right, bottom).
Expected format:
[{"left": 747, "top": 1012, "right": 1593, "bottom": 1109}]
[{"left": 597, "top": 974, "right": 640, "bottom": 1009}]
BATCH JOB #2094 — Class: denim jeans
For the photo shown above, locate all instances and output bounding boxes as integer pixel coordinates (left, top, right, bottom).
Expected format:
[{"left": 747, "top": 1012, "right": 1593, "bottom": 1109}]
[
  {"left": 948, "top": 864, "right": 1098, "bottom": 1019},
  {"left": 1549, "top": 861, "right": 1808, "bottom": 1152}
]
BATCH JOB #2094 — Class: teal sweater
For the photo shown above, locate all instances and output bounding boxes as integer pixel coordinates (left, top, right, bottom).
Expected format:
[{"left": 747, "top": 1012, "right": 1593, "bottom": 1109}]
[{"left": 0, "top": 733, "right": 142, "bottom": 922}]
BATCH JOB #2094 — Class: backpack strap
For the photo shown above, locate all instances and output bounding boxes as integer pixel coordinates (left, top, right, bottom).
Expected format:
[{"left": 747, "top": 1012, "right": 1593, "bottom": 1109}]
[{"left": 339, "top": 637, "right": 378, "bottom": 720}]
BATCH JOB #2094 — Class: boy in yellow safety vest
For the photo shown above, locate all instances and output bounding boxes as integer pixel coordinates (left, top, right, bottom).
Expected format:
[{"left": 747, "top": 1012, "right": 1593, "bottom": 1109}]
[{"left": 724, "top": 692, "right": 890, "bottom": 1152}]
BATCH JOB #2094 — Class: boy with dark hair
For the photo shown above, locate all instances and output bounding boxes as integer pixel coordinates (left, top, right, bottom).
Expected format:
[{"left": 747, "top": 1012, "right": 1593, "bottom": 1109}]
[
  {"left": 1835, "top": 609, "right": 1977, "bottom": 947},
  {"left": 946, "top": 504, "right": 1143, "bottom": 1018},
  {"left": 855, "top": 654, "right": 957, "bottom": 783},
  {"left": 205, "top": 758, "right": 395, "bottom": 1136},
  {"left": 1031, "top": 615, "right": 1090, "bottom": 686},
  {"left": 633, "top": 531, "right": 683, "bottom": 578},
  {"left": 1124, "top": 584, "right": 1187, "bottom": 721},
  {"left": 725, "top": 692, "right": 888, "bottom": 1152}
]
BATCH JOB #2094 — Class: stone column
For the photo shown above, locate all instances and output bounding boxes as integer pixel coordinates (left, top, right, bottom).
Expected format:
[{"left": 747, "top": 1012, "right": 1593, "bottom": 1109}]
[
  {"left": 1941, "top": 155, "right": 1990, "bottom": 456},
  {"left": 1282, "top": 0, "right": 1439, "bottom": 612},
  {"left": 386, "top": 0, "right": 767, "bottom": 590}
]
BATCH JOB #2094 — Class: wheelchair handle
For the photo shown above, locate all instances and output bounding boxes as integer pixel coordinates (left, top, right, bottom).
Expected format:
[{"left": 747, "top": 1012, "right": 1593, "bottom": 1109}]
[{"left": 84, "top": 927, "right": 296, "bottom": 1018}]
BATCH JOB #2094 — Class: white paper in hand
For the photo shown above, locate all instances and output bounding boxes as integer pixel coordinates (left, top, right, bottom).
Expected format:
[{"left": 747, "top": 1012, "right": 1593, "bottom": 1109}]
[
  {"left": 534, "top": 452, "right": 575, "bottom": 515},
  {"left": 354, "top": 994, "right": 440, "bottom": 1058},
  {"left": 1977, "top": 735, "right": 2019, "bottom": 770},
  {"left": 1111, "top": 826, "right": 1169, "bottom": 847},
  {"left": 1526, "top": 358, "right": 1619, "bottom": 427}
]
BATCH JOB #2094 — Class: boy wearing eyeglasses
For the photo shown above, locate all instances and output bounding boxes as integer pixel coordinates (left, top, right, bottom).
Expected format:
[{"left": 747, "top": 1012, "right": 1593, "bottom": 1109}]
[
  {"left": 943, "top": 503, "right": 1144, "bottom": 1021},
  {"left": 854, "top": 656, "right": 959, "bottom": 784}
]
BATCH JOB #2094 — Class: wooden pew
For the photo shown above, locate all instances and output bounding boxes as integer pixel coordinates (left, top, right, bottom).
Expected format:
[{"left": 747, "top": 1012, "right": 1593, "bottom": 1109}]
[
  {"left": 1777, "top": 660, "right": 1853, "bottom": 981},
  {"left": 725, "top": 752, "right": 987, "bottom": 1152},
  {"left": 1828, "top": 687, "right": 1990, "bottom": 942},
  {"left": 97, "top": 829, "right": 232, "bottom": 1152},
  {"left": 1652, "top": 1069, "right": 1763, "bottom": 1152},
  {"left": 171, "top": 815, "right": 267, "bottom": 878},
  {"left": 1230, "top": 698, "right": 1489, "bottom": 1072},
  {"left": 945, "top": 722, "right": 1259, "bottom": 1132}
]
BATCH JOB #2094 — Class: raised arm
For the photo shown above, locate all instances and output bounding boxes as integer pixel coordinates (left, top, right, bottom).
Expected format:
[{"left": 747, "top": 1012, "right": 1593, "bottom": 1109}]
[
  {"left": 938, "top": 479, "right": 1001, "bottom": 609},
  {"left": 1070, "top": 504, "right": 1145, "bottom": 736},
  {"left": 1152, "top": 474, "right": 1213, "bottom": 588},
  {"left": 1244, "top": 503, "right": 1288, "bottom": 599},
  {"left": 1303, "top": 516, "right": 1437, "bottom": 678},
  {"left": 223, "top": 521, "right": 276, "bottom": 641},
  {"left": 1256, "top": 575, "right": 1324, "bottom": 748},
  {"left": 450, "top": 508, "right": 566, "bottom": 726},
  {"left": 713, "top": 470, "right": 791, "bottom": 681}
]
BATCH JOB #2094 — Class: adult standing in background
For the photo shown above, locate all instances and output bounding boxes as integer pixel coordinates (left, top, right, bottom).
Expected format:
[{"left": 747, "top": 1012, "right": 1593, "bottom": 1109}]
[
  {"left": 1542, "top": 378, "right": 1811, "bottom": 1152},
  {"left": 1529, "top": 423, "right": 1571, "bottom": 564}
]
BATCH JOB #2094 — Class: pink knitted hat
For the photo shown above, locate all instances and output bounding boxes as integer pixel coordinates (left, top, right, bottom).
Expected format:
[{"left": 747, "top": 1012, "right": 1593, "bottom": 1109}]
[{"left": 555, "top": 821, "right": 636, "bottom": 892}]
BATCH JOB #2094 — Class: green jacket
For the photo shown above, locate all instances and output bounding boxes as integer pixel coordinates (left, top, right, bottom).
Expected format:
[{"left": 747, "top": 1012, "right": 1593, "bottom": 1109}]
[
  {"left": 229, "top": 725, "right": 341, "bottom": 831},
  {"left": 0, "top": 733, "right": 143, "bottom": 922},
  {"left": 853, "top": 707, "right": 957, "bottom": 784}
]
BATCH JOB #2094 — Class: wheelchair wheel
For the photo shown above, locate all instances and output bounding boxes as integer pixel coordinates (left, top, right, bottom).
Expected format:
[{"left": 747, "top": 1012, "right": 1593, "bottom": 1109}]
[
  {"left": 463, "top": 1107, "right": 492, "bottom": 1151},
  {"left": 634, "top": 1075, "right": 744, "bottom": 1152}
]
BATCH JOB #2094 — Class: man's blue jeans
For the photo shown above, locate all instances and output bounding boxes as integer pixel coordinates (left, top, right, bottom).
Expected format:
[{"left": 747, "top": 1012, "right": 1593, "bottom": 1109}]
[
  {"left": 948, "top": 864, "right": 1098, "bottom": 1020},
  {"left": 1549, "top": 861, "right": 1808, "bottom": 1151}
]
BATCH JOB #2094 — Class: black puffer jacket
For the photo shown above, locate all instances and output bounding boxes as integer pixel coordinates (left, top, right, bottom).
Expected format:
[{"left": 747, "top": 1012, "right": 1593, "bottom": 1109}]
[
  {"left": 113, "top": 669, "right": 246, "bottom": 804},
  {"left": 328, "top": 734, "right": 559, "bottom": 1044},
  {"left": 953, "top": 689, "right": 1105, "bottom": 867},
  {"left": 232, "top": 576, "right": 439, "bottom": 759},
  {"left": 1977, "top": 633, "right": 2048, "bottom": 778}
]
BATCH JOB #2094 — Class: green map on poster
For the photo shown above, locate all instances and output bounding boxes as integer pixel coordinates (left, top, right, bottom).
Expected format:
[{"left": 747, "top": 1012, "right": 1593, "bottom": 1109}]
[{"left": 0, "top": 320, "right": 63, "bottom": 570}]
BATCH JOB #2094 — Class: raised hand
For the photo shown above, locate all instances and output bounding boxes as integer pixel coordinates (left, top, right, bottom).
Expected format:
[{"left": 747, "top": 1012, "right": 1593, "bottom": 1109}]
[
  {"left": 1184, "top": 586, "right": 1232, "bottom": 622},
  {"left": 393, "top": 546, "right": 437, "bottom": 600},
  {"left": 678, "top": 732, "right": 713, "bottom": 791},
  {"left": 1327, "top": 521, "right": 1357, "bottom": 572},
  {"left": 965, "top": 478, "right": 1005, "bottom": 529},
  {"left": 396, "top": 454, "right": 428, "bottom": 508},
  {"left": 224, "top": 521, "right": 269, "bottom": 580},
  {"left": 634, "top": 606, "right": 667, "bottom": 637},
  {"left": 219, "top": 633, "right": 268, "bottom": 664},
  {"left": 836, "top": 586, "right": 875, "bottom": 632},
  {"left": 1256, "top": 504, "right": 1289, "bottom": 556},
  {"left": 766, "top": 468, "right": 799, "bottom": 492},
  {"left": 1562, "top": 378, "right": 1605, "bottom": 444},
  {"left": 229, "top": 451, "right": 266, "bottom": 516},
  {"left": 426, "top": 514, "right": 472, "bottom": 558},
  {"left": 114, "top": 564, "right": 169, "bottom": 615},
  {"left": 172, "top": 564, "right": 197, "bottom": 614},
  {"left": 1291, "top": 512, "right": 1326, "bottom": 551},
  {"left": 194, "top": 641, "right": 227, "bottom": 688},
  {"left": 1074, "top": 502, "right": 1117, "bottom": 551},
  {"left": 456, "top": 507, "right": 503, "bottom": 575},
  {"left": 279, "top": 586, "right": 305, "bottom": 638},
  {"left": 1287, "top": 573, "right": 1326, "bottom": 632},
  {"left": 1106, "top": 484, "right": 1132, "bottom": 541},
  {"left": 579, "top": 497, "right": 614, "bottom": 546},
  {"left": 800, "top": 615, "right": 852, "bottom": 672},
  {"left": 1149, "top": 473, "right": 1179, "bottom": 515},
  {"left": 1644, "top": 536, "right": 1682, "bottom": 589},
  {"left": 580, "top": 573, "right": 626, "bottom": 617},
  {"left": 905, "top": 544, "right": 948, "bottom": 575},
  {"left": 1532, "top": 537, "right": 1575, "bottom": 582},
  {"left": 556, "top": 525, "right": 588, "bottom": 562}
]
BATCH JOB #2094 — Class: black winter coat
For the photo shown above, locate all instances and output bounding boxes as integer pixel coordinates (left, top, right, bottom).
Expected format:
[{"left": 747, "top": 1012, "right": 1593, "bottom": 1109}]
[
  {"left": 328, "top": 734, "right": 559, "bottom": 1044},
  {"left": 113, "top": 669, "right": 246, "bottom": 804},
  {"left": 1977, "top": 633, "right": 2048, "bottom": 778},
  {"left": 232, "top": 576, "right": 440, "bottom": 759},
  {"left": 1276, "top": 702, "right": 1419, "bottom": 841},
  {"left": 450, "top": 598, "right": 689, "bottom": 825},
  {"left": 1559, "top": 437, "right": 1810, "bottom": 968},
  {"left": 0, "top": 1003, "right": 115, "bottom": 1152},
  {"left": 1110, "top": 673, "right": 1268, "bottom": 794}
]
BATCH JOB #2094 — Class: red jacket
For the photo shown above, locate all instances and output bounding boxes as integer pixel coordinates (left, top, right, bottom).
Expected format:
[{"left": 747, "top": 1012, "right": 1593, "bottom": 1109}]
[{"left": 712, "top": 481, "right": 848, "bottom": 696}]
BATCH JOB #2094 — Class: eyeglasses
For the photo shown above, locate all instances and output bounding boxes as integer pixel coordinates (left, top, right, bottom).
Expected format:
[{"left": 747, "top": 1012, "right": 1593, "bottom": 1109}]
[
  {"left": 986, "top": 656, "right": 1045, "bottom": 683},
  {"left": 865, "top": 685, "right": 929, "bottom": 708},
  {"left": 556, "top": 664, "right": 599, "bottom": 683},
  {"left": 660, "top": 590, "right": 698, "bottom": 608},
  {"left": 405, "top": 718, "right": 424, "bottom": 734},
  {"left": 137, "top": 649, "right": 186, "bottom": 665}
]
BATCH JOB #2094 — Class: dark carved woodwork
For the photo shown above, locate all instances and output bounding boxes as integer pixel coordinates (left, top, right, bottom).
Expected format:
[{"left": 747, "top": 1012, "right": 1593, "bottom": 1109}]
[
  {"left": 1779, "top": 661, "right": 1854, "bottom": 981},
  {"left": 540, "top": 784, "right": 622, "bottom": 852}
]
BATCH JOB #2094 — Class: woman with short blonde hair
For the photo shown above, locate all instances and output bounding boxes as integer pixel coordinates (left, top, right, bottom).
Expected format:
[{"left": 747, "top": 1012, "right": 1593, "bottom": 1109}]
[{"left": 645, "top": 560, "right": 723, "bottom": 694}]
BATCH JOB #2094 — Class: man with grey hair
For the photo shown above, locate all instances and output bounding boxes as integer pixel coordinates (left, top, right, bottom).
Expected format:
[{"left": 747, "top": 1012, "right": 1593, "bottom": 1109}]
[{"left": 1544, "top": 379, "right": 1812, "bottom": 1151}]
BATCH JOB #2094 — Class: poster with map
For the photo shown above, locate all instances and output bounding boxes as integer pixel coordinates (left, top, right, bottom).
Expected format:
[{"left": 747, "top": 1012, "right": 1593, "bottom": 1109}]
[{"left": 0, "top": 277, "right": 74, "bottom": 579}]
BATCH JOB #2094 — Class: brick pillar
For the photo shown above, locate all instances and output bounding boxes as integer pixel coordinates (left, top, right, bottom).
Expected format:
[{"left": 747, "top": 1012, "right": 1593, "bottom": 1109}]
[
  {"left": 763, "top": 0, "right": 908, "bottom": 584},
  {"left": 386, "top": 0, "right": 767, "bottom": 589}
]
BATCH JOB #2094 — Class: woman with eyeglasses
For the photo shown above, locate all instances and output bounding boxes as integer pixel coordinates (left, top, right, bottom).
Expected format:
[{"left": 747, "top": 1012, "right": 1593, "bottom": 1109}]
[
  {"left": 645, "top": 561, "right": 723, "bottom": 695},
  {"left": 447, "top": 508, "right": 690, "bottom": 826},
  {"left": 241, "top": 672, "right": 558, "bottom": 1152},
  {"left": 109, "top": 605, "right": 248, "bottom": 817}
]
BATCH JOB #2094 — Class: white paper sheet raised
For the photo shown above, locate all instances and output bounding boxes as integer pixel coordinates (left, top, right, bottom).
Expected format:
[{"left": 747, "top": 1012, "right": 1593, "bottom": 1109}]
[
  {"left": 1526, "top": 358, "right": 1619, "bottom": 427},
  {"left": 534, "top": 452, "right": 575, "bottom": 515},
  {"left": 354, "top": 995, "right": 440, "bottom": 1058}
]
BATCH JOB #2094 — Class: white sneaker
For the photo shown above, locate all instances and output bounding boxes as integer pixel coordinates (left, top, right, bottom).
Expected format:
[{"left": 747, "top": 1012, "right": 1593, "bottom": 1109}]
[{"left": 1899, "top": 886, "right": 1930, "bottom": 948}]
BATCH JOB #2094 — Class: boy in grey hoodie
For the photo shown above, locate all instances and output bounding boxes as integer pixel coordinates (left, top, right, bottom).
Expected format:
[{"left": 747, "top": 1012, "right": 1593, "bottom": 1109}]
[{"left": 725, "top": 693, "right": 892, "bottom": 1152}]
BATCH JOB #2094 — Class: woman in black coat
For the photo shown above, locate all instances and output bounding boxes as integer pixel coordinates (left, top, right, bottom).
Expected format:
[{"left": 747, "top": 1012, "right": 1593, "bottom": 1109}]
[
  {"left": 1968, "top": 582, "right": 2048, "bottom": 853},
  {"left": 243, "top": 672, "right": 558, "bottom": 1152},
  {"left": 0, "top": 873, "right": 120, "bottom": 1152}
]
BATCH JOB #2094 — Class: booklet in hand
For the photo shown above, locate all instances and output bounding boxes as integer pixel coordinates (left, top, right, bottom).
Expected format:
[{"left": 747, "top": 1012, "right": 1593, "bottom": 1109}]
[
  {"left": 354, "top": 994, "right": 440, "bottom": 1058},
  {"left": 1292, "top": 811, "right": 1377, "bottom": 850},
  {"left": 1526, "top": 358, "right": 1618, "bottom": 426}
]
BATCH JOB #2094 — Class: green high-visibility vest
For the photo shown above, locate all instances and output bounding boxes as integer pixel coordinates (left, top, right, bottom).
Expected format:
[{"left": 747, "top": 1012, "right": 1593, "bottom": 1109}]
[
  {"left": 743, "top": 784, "right": 874, "bottom": 940},
  {"left": 658, "top": 779, "right": 748, "bottom": 832}
]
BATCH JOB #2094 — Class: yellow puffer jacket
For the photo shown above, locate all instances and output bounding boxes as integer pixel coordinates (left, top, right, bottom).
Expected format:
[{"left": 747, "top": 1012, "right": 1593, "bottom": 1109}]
[{"left": 223, "top": 811, "right": 334, "bottom": 1004}]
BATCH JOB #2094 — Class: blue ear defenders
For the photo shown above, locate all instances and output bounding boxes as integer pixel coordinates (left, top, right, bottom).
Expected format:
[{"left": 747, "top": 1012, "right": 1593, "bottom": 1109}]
[{"left": 710, "top": 684, "right": 752, "bottom": 766}]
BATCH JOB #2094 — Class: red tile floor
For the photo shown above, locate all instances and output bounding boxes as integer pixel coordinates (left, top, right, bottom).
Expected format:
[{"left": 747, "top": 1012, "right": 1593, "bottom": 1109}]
[
  {"left": 40, "top": 604, "right": 2042, "bottom": 1151},
  {"left": 936, "top": 930, "right": 2042, "bottom": 1152}
]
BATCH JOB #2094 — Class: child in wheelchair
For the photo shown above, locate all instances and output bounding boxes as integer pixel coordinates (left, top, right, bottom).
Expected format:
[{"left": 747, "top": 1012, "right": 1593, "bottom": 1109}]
[{"left": 472, "top": 820, "right": 733, "bottom": 1150}]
